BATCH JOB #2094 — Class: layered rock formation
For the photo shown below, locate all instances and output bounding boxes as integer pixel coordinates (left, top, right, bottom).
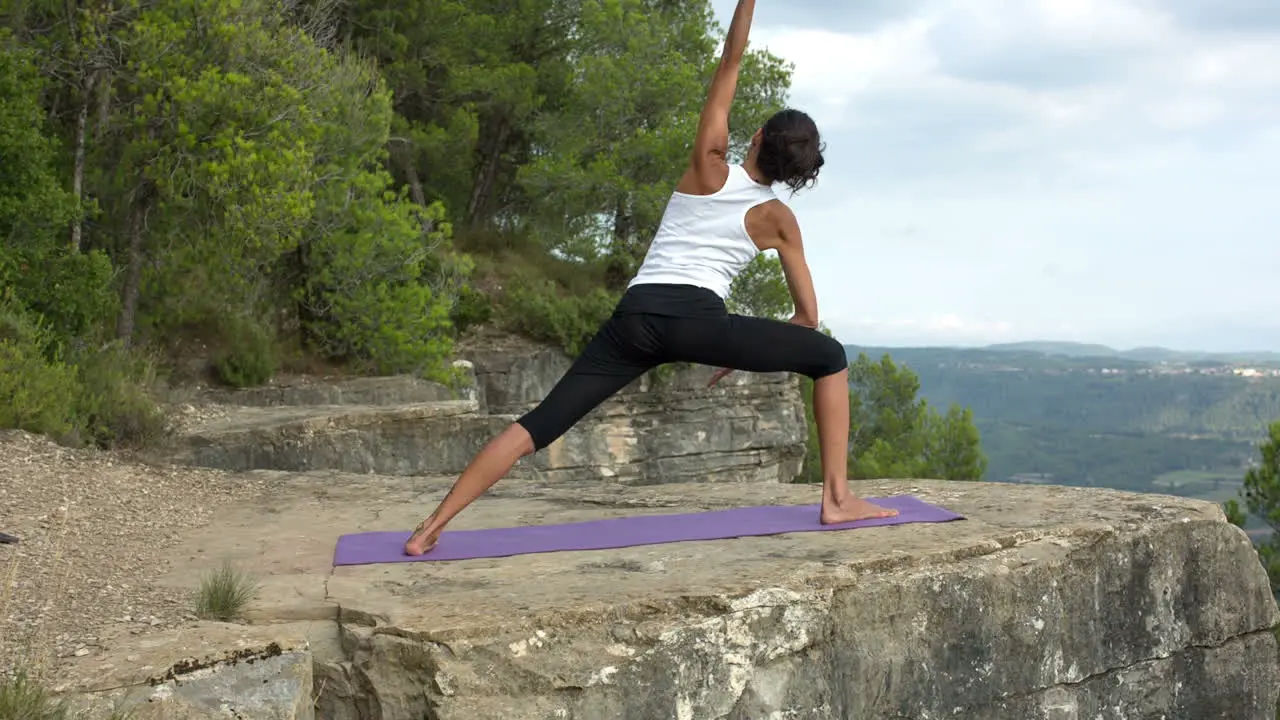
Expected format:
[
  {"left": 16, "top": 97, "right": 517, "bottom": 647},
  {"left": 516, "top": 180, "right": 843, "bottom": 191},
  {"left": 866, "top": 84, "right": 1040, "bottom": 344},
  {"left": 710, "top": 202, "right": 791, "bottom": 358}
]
[
  {"left": 62, "top": 473, "right": 1280, "bottom": 720},
  {"left": 173, "top": 339, "right": 808, "bottom": 485},
  {"left": 41, "top": 347, "right": 1279, "bottom": 719},
  {"left": 465, "top": 338, "right": 807, "bottom": 484}
]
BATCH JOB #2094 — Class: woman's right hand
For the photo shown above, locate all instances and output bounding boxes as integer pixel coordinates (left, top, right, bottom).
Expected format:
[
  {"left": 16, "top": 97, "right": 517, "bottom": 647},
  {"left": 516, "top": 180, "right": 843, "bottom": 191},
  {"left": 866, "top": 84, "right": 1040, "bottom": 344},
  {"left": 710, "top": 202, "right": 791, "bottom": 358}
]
[{"left": 788, "top": 314, "right": 819, "bottom": 329}]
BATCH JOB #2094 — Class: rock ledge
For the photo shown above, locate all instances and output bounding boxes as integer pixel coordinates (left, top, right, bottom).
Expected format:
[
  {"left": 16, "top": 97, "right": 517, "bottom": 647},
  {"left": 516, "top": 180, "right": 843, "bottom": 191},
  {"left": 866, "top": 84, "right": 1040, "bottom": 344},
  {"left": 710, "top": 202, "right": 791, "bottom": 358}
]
[{"left": 64, "top": 476, "right": 1280, "bottom": 720}]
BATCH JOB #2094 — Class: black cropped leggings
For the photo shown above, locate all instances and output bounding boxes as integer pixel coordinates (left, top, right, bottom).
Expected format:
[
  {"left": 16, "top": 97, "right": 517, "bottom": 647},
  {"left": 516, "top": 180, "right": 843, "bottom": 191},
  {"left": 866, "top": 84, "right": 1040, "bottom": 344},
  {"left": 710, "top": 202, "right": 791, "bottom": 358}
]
[{"left": 516, "top": 285, "right": 848, "bottom": 451}]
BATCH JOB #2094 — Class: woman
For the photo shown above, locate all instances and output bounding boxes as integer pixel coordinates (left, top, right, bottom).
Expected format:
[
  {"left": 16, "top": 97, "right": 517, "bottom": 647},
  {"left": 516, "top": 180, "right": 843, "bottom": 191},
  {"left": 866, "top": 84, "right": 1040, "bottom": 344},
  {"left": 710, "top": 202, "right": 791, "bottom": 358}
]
[{"left": 405, "top": 0, "right": 897, "bottom": 556}]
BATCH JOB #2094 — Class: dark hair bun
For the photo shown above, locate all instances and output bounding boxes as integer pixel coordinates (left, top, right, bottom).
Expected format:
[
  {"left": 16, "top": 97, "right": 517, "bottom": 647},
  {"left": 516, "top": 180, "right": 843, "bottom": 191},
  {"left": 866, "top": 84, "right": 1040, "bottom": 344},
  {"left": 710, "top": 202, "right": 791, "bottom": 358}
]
[{"left": 756, "top": 109, "right": 826, "bottom": 193}]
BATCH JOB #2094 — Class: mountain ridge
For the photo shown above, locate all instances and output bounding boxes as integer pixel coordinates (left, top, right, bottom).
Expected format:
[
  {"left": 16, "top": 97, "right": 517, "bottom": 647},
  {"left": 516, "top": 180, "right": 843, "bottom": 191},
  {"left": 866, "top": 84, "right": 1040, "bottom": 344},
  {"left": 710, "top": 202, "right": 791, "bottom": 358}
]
[
  {"left": 837, "top": 339, "right": 1280, "bottom": 507},
  {"left": 848, "top": 340, "right": 1280, "bottom": 365}
]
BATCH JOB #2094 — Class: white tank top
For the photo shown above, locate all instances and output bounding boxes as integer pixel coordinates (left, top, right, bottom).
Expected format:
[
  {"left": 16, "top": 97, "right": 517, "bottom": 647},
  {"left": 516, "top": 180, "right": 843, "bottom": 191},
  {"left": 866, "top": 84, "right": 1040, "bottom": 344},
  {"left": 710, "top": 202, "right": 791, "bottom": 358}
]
[{"left": 628, "top": 164, "right": 778, "bottom": 298}]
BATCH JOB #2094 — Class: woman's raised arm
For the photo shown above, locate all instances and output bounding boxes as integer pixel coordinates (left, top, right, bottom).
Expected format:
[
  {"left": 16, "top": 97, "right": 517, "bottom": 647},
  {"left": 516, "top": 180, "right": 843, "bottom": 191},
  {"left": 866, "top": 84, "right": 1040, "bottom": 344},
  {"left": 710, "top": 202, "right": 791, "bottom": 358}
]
[{"left": 685, "top": 0, "right": 757, "bottom": 191}]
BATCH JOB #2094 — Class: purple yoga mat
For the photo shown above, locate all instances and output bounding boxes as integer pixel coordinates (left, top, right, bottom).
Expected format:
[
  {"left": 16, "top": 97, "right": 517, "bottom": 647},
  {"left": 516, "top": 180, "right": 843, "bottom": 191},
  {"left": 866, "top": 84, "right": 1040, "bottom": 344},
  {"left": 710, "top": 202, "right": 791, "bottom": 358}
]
[{"left": 333, "top": 495, "right": 964, "bottom": 566}]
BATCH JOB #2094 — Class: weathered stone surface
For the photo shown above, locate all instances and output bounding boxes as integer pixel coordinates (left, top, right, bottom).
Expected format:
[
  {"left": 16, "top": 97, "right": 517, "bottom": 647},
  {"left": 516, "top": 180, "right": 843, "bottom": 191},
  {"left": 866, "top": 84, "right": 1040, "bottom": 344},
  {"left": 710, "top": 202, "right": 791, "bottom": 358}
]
[
  {"left": 62, "top": 622, "right": 335, "bottom": 720},
  {"left": 531, "top": 370, "right": 807, "bottom": 484},
  {"left": 466, "top": 341, "right": 808, "bottom": 484},
  {"left": 202, "top": 363, "right": 477, "bottom": 407},
  {"left": 154, "top": 472, "right": 1280, "bottom": 720},
  {"left": 172, "top": 344, "right": 808, "bottom": 484},
  {"left": 977, "top": 632, "right": 1277, "bottom": 719},
  {"left": 172, "top": 400, "right": 516, "bottom": 476}
]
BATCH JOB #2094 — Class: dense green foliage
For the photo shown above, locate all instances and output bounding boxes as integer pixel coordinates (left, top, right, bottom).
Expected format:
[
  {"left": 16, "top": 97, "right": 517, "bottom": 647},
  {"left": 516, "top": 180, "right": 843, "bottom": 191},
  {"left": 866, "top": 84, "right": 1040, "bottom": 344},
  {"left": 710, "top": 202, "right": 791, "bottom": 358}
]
[
  {"left": 844, "top": 352, "right": 988, "bottom": 482},
  {"left": 3, "top": 0, "right": 987, "bottom": 492},
  {"left": 333, "top": 0, "right": 791, "bottom": 344},
  {"left": 1226, "top": 422, "right": 1280, "bottom": 595},
  {"left": 0, "top": 37, "right": 111, "bottom": 345},
  {"left": 726, "top": 252, "right": 794, "bottom": 319},
  {"left": 0, "top": 34, "right": 163, "bottom": 447},
  {"left": 0, "top": 0, "right": 801, "bottom": 447}
]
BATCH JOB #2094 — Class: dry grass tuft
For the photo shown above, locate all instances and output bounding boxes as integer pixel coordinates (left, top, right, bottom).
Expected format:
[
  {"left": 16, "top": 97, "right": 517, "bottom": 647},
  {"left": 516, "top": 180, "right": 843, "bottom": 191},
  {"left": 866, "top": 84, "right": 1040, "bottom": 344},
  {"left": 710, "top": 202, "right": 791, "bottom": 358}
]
[{"left": 195, "top": 561, "right": 259, "bottom": 622}]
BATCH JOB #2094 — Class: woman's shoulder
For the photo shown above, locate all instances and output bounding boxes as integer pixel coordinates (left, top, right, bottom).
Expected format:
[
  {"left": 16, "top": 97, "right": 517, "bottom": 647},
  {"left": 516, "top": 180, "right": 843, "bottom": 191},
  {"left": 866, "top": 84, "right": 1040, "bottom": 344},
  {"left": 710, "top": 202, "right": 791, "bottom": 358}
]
[
  {"left": 744, "top": 197, "right": 794, "bottom": 251},
  {"left": 673, "top": 160, "right": 731, "bottom": 196}
]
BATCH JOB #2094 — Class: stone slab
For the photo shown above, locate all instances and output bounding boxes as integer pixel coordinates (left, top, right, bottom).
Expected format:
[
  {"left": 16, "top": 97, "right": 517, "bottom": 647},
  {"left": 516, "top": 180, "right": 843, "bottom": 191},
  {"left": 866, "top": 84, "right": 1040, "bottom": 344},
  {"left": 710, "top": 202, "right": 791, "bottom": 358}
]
[
  {"left": 200, "top": 368, "right": 475, "bottom": 408},
  {"left": 61, "top": 621, "right": 338, "bottom": 720},
  {"left": 467, "top": 345, "right": 809, "bottom": 484},
  {"left": 150, "top": 473, "right": 1280, "bottom": 720},
  {"left": 169, "top": 364, "right": 808, "bottom": 484},
  {"left": 171, "top": 401, "right": 514, "bottom": 476}
]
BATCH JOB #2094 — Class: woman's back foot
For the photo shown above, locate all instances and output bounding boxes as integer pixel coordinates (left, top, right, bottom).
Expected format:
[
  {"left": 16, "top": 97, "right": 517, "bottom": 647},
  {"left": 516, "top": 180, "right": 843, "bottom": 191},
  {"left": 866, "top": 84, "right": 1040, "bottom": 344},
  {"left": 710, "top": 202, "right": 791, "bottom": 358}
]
[
  {"left": 820, "top": 496, "right": 899, "bottom": 525},
  {"left": 404, "top": 518, "right": 441, "bottom": 556}
]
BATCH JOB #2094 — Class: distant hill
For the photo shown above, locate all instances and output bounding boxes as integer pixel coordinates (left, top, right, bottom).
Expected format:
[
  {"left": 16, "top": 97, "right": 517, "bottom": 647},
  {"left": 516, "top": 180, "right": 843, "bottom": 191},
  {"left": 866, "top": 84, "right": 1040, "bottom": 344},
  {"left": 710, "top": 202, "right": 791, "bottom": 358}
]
[
  {"left": 842, "top": 342, "right": 1280, "bottom": 515},
  {"left": 985, "top": 341, "right": 1118, "bottom": 359},
  {"left": 982, "top": 341, "right": 1280, "bottom": 365},
  {"left": 845, "top": 343, "right": 1280, "bottom": 438}
]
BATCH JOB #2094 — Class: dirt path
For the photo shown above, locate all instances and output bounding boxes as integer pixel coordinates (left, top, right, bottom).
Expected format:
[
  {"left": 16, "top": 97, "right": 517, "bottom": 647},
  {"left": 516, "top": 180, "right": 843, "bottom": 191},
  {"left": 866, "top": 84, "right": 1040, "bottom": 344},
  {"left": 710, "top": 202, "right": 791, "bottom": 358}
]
[{"left": 0, "top": 430, "right": 272, "bottom": 681}]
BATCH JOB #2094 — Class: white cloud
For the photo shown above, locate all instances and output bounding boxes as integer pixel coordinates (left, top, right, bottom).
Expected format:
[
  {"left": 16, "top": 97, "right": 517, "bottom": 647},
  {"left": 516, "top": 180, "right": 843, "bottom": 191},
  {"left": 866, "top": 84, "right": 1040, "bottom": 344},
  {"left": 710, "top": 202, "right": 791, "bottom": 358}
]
[
  {"left": 833, "top": 313, "right": 1019, "bottom": 347},
  {"left": 749, "top": 0, "right": 1280, "bottom": 149},
  {"left": 751, "top": 19, "right": 937, "bottom": 124},
  {"left": 710, "top": 0, "right": 1280, "bottom": 350}
]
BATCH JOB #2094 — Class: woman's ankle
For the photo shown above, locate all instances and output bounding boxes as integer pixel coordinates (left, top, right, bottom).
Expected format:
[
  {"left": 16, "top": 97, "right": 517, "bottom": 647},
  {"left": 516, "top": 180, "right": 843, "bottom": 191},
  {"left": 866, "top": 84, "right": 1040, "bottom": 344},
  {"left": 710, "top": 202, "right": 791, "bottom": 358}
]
[{"left": 821, "top": 480, "right": 854, "bottom": 505}]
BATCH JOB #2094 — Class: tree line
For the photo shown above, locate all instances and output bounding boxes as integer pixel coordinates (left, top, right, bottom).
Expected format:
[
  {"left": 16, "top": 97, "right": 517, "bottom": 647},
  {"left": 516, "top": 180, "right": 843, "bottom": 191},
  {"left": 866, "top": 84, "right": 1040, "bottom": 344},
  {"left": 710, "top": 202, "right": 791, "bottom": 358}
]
[
  {"left": 1227, "top": 422, "right": 1280, "bottom": 598},
  {"left": 3, "top": 0, "right": 785, "bottom": 376},
  {"left": 0, "top": 0, "right": 987, "bottom": 481}
]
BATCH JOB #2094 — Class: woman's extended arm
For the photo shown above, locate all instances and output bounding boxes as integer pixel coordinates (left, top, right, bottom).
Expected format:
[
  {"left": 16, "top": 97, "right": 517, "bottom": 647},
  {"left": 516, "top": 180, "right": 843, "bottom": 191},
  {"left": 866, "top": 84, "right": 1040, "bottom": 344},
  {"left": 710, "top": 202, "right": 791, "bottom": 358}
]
[
  {"left": 775, "top": 207, "right": 820, "bottom": 328},
  {"left": 684, "top": 0, "right": 756, "bottom": 191},
  {"left": 707, "top": 206, "right": 821, "bottom": 388}
]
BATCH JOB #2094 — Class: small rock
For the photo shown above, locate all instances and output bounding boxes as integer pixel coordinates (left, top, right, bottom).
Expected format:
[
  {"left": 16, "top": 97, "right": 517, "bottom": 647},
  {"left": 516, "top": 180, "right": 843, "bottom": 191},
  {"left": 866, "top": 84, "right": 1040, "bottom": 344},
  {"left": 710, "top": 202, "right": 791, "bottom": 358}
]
[
  {"left": 74, "top": 648, "right": 90, "bottom": 657},
  {"left": 126, "top": 654, "right": 139, "bottom": 662}
]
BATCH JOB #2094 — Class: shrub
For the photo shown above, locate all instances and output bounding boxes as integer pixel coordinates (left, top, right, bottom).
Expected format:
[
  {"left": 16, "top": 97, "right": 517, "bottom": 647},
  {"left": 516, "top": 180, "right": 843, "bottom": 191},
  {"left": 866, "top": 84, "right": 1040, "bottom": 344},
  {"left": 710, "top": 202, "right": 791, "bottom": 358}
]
[
  {"left": 0, "top": 671, "right": 70, "bottom": 720},
  {"left": 73, "top": 343, "right": 167, "bottom": 449},
  {"left": 300, "top": 189, "right": 459, "bottom": 379},
  {"left": 312, "top": 279, "right": 455, "bottom": 377},
  {"left": 0, "top": 297, "right": 165, "bottom": 449},
  {"left": 0, "top": 246, "right": 116, "bottom": 350},
  {"left": 497, "top": 275, "right": 617, "bottom": 357},
  {"left": 450, "top": 284, "right": 492, "bottom": 335},
  {"left": 212, "top": 316, "right": 279, "bottom": 388},
  {"left": 0, "top": 300, "right": 80, "bottom": 441},
  {"left": 195, "top": 561, "right": 260, "bottom": 622}
]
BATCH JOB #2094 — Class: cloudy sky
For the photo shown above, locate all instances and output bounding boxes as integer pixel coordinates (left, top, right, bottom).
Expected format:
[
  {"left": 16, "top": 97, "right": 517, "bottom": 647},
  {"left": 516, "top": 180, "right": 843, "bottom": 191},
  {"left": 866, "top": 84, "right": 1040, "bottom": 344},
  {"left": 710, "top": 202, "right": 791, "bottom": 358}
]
[{"left": 708, "top": 0, "right": 1280, "bottom": 352}]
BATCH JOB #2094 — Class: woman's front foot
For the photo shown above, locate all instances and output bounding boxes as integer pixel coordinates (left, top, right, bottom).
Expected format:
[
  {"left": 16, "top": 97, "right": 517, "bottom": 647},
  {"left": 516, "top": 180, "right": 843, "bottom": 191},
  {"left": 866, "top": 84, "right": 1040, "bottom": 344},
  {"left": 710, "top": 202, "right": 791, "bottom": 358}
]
[{"left": 819, "top": 496, "right": 898, "bottom": 525}]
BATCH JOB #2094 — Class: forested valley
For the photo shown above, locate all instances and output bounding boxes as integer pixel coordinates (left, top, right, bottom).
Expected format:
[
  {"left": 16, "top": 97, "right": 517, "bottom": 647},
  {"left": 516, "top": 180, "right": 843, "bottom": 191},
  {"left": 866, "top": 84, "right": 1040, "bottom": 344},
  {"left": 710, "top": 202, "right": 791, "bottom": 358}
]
[{"left": 850, "top": 344, "right": 1280, "bottom": 515}]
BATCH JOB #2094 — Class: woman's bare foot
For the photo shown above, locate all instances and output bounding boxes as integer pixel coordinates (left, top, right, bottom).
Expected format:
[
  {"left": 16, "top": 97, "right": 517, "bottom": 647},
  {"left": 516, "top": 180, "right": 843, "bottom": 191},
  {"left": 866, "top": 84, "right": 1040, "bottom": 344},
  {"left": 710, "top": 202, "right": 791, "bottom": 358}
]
[
  {"left": 820, "top": 496, "right": 899, "bottom": 525},
  {"left": 404, "top": 518, "right": 441, "bottom": 556}
]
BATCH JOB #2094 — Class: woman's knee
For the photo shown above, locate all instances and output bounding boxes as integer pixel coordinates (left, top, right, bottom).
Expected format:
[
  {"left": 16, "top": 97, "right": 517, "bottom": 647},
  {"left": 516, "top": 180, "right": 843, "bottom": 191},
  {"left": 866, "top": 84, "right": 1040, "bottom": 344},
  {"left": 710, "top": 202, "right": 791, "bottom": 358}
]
[
  {"left": 807, "top": 333, "right": 848, "bottom": 379},
  {"left": 504, "top": 421, "right": 539, "bottom": 456},
  {"left": 514, "top": 412, "right": 559, "bottom": 453}
]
